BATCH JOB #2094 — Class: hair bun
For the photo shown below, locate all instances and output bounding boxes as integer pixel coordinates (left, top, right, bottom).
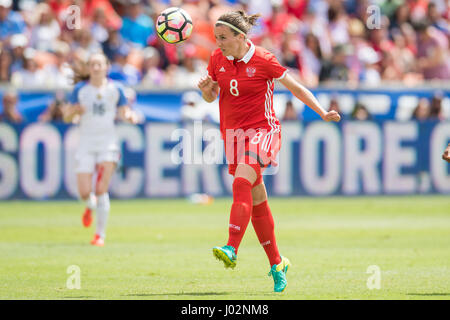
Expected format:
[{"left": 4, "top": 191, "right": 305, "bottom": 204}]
[{"left": 216, "top": 10, "right": 261, "bottom": 35}]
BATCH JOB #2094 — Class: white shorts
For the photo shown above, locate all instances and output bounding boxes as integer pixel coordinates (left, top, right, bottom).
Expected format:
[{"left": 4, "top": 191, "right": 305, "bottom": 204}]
[{"left": 75, "top": 149, "right": 121, "bottom": 173}]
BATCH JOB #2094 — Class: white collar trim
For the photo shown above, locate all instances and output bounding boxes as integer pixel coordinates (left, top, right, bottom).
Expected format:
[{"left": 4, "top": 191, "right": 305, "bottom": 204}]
[{"left": 226, "top": 40, "right": 255, "bottom": 64}]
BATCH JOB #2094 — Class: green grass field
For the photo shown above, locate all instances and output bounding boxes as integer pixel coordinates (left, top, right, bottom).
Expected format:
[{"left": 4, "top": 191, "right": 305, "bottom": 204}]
[{"left": 0, "top": 196, "right": 449, "bottom": 300}]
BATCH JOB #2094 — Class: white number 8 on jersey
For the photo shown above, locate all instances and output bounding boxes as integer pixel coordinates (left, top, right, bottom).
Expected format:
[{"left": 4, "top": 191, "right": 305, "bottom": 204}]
[{"left": 230, "top": 79, "right": 239, "bottom": 96}]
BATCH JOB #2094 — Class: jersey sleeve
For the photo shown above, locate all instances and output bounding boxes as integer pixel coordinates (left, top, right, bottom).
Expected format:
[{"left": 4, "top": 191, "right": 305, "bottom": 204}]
[
  {"left": 68, "top": 81, "right": 85, "bottom": 105},
  {"left": 207, "top": 52, "right": 217, "bottom": 82},
  {"left": 265, "top": 54, "right": 288, "bottom": 80}
]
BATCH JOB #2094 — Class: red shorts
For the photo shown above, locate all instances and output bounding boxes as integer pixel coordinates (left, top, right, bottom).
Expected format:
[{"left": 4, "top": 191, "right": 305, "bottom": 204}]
[{"left": 224, "top": 129, "right": 281, "bottom": 178}]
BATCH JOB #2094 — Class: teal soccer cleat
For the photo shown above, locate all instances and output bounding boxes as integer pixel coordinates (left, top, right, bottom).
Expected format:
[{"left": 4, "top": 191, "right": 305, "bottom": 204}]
[
  {"left": 212, "top": 245, "right": 237, "bottom": 269},
  {"left": 268, "top": 256, "right": 291, "bottom": 292}
]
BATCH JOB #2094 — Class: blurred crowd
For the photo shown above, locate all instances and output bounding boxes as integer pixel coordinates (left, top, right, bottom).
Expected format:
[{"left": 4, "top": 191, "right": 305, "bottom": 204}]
[{"left": 0, "top": 0, "right": 449, "bottom": 90}]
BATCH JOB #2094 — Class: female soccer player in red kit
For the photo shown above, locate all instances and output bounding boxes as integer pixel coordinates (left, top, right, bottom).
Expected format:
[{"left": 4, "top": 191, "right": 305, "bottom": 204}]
[{"left": 198, "top": 11, "right": 341, "bottom": 292}]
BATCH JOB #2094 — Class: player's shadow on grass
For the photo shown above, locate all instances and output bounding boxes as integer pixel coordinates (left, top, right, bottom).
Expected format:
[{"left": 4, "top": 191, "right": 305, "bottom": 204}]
[
  {"left": 407, "top": 293, "right": 450, "bottom": 297},
  {"left": 124, "top": 292, "right": 230, "bottom": 297}
]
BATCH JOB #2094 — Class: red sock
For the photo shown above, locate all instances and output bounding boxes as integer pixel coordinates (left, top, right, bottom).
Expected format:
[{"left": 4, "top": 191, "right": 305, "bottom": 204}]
[
  {"left": 251, "top": 201, "right": 281, "bottom": 266},
  {"left": 227, "top": 177, "right": 253, "bottom": 253}
]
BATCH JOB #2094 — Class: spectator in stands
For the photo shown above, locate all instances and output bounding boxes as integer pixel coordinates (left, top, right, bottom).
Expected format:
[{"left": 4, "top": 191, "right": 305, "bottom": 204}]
[
  {"left": 108, "top": 45, "right": 141, "bottom": 86},
  {"left": 72, "top": 27, "right": 102, "bottom": 55},
  {"left": 300, "top": 32, "right": 322, "bottom": 87},
  {"left": 381, "top": 50, "right": 402, "bottom": 82},
  {"left": 207, "top": 0, "right": 235, "bottom": 24},
  {"left": 307, "top": 0, "right": 329, "bottom": 21},
  {"left": 327, "top": 1, "right": 349, "bottom": 47},
  {"left": 416, "top": 22, "right": 450, "bottom": 80},
  {"left": 300, "top": 2, "right": 332, "bottom": 60},
  {"left": 148, "top": 36, "right": 179, "bottom": 70},
  {"left": 10, "top": 48, "right": 46, "bottom": 88},
  {"left": 329, "top": 96, "right": 343, "bottom": 117},
  {"left": 0, "top": 44, "right": 11, "bottom": 82},
  {"left": 38, "top": 89, "right": 66, "bottom": 122},
  {"left": 282, "top": 100, "right": 298, "bottom": 121},
  {"left": 369, "top": 22, "right": 395, "bottom": 58},
  {"left": 9, "top": 33, "right": 27, "bottom": 74},
  {"left": 180, "top": 90, "right": 207, "bottom": 121},
  {"left": 280, "top": 21, "right": 302, "bottom": 73},
  {"left": 182, "top": 2, "right": 216, "bottom": 62},
  {"left": 42, "top": 40, "right": 74, "bottom": 89},
  {"left": 390, "top": 2, "right": 411, "bottom": 31},
  {"left": 429, "top": 91, "right": 445, "bottom": 120},
  {"left": 412, "top": 97, "right": 430, "bottom": 120},
  {"left": 430, "top": 0, "right": 449, "bottom": 16},
  {"left": 427, "top": 2, "right": 449, "bottom": 35},
  {"left": 408, "top": 0, "right": 429, "bottom": 24},
  {"left": 384, "top": 30, "right": 416, "bottom": 80},
  {"left": 30, "top": 2, "right": 61, "bottom": 52},
  {"left": 47, "top": 0, "right": 71, "bottom": 25},
  {"left": 244, "top": 0, "right": 273, "bottom": 21},
  {"left": 82, "top": 0, "right": 122, "bottom": 31},
  {"left": 319, "top": 44, "right": 349, "bottom": 82},
  {"left": 380, "top": 0, "right": 403, "bottom": 21},
  {"left": 264, "top": 0, "right": 295, "bottom": 50},
  {"left": 347, "top": 0, "right": 366, "bottom": 17},
  {"left": 399, "top": 21, "right": 418, "bottom": 56},
  {"left": 351, "top": 102, "right": 371, "bottom": 121},
  {"left": 346, "top": 17, "right": 368, "bottom": 85},
  {"left": 0, "top": 88, "right": 23, "bottom": 123},
  {"left": 120, "top": 0, "right": 154, "bottom": 48},
  {"left": 102, "top": 28, "right": 128, "bottom": 61},
  {"left": 172, "top": 45, "right": 206, "bottom": 89},
  {"left": 302, "top": 32, "right": 322, "bottom": 73},
  {"left": 90, "top": 8, "right": 110, "bottom": 44},
  {"left": 141, "top": 46, "right": 165, "bottom": 87},
  {"left": 285, "top": 0, "right": 309, "bottom": 19},
  {"left": 0, "top": 0, "right": 26, "bottom": 43},
  {"left": 358, "top": 46, "right": 382, "bottom": 86}
]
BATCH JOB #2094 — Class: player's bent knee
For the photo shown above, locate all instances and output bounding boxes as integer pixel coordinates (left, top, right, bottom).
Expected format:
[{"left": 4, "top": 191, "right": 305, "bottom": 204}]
[
  {"left": 251, "top": 184, "right": 267, "bottom": 206},
  {"left": 252, "top": 174, "right": 263, "bottom": 187},
  {"left": 78, "top": 189, "right": 91, "bottom": 201},
  {"left": 252, "top": 193, "right": 267, "bottom": 206},
  {"left": 234, "top": 164, "right": 258, "bottom": 185}
]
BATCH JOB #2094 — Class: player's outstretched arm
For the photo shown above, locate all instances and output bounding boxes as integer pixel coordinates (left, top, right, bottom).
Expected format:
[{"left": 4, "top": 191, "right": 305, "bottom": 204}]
[
  {"left": 118, "top": 105, "right": 139, "bottom": 124},
  {"left": 279, "top": 73, "right": 341, "bottom": 122},
  {"left": 197, "top": 75, "right": 219, "bottom": 103}
]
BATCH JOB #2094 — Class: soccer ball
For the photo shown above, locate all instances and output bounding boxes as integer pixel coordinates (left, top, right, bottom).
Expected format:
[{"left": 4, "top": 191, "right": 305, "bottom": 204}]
[{"left": 156, "top": 7, "right": 193, "bottom": 44}]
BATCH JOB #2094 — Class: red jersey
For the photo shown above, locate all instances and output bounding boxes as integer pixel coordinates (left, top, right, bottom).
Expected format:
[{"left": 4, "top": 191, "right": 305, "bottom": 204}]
[{"left": 207, "top": 41, "right": 288, "bottom": 136}]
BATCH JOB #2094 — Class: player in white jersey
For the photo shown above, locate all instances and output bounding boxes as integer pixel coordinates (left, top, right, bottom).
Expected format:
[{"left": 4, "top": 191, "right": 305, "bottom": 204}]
[{"left": 64, "top": 52, "right": 138, "bottom": 246}]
